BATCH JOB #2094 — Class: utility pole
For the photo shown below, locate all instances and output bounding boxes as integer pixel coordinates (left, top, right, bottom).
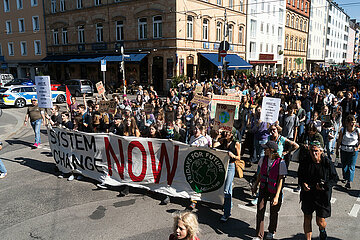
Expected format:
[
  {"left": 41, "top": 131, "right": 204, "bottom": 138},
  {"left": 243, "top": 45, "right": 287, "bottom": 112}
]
[
  {"left": 221, "top": 8, "right": 228, "bottom": 94},
  {"left": 121, "top": 46, "right": 126, "bottom": 95}
]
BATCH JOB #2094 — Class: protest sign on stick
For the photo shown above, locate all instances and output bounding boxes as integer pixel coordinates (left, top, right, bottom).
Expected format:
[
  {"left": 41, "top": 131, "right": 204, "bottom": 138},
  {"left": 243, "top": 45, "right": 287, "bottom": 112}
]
[
  {"left": 194, "top": 85, "right": 203, "bottom": 95},
  {"left": 144, "top": 103, "right": 153, "bottom": 114},
  {"left": 96, "top": 81, "right": 105, "bottom": 95},
  {"left": 260, "top": 97, "right": 281, "bottom": 124},
  {"left": 211, "top": 95, "right": 241, "bottom": 120},
  {"left": 213, "top": 104, "right": 236, "bottom": 132},
  {"left": 35, "top": 76, "right": 53, "bottom": 109},
  {"left": 191, "top": 95, "right": 211, "bottom": 107},
  {"left": 108, "top": 100, "right": 117, "bottom": 114}
]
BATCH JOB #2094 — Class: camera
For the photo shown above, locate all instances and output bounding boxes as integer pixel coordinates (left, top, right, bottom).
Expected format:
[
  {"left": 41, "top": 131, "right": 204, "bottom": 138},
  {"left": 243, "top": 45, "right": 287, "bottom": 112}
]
[{"left": 318, "top": 179, "right": 326, "bottom": 190}]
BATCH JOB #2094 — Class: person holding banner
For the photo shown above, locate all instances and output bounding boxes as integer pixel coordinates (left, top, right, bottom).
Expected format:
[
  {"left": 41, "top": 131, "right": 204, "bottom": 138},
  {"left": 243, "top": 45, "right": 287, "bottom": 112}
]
[
  {"left": 215, "top": 127, "right": 241, "bottom": 222},
  {"left": 251, "top": 141, "right": 287, "bottom": 240}
]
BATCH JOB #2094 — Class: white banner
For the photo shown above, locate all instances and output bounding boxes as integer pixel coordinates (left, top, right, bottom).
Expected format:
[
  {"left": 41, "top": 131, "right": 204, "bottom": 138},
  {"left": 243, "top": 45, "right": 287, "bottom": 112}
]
[
  {"left": 48, "top": 127, "right": 229, "bottom": 204},
  {"left": 260, "top": 97, "right": 281, "bottom": 124},
  {"left": 35, "top": 76, "right": 53, "bottom": 109}
]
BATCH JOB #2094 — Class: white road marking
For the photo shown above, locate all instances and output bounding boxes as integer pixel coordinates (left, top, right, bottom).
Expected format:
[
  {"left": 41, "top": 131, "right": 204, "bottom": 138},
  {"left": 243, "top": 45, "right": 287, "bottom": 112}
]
[
  {"left": 349, "top": 204, "right": 360, "bottom": 217},
  {"left": 237, "top": 204, "right": 269, "bottom": 217},
  {"left": 330, "top": 198, "right": 336, "bottom": 204}
]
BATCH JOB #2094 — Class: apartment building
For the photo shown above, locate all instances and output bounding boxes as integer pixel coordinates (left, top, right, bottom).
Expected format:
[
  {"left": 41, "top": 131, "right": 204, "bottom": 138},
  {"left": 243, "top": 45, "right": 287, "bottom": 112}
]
[
  {"left": 43, "top": 0, "right": 249, "bottom": 92},
  {"left": 246, "top": 0, "right": 286, "bottom": 74},
  {"left": 307, "top": 0, "right": 327, "bottom": 71},
  {"left": 325, "top": 0, "right": 350, "bottom": 66},
  {"left": 283, "top": 0, "right": 310, "bottom": 73},
  {"left": 351, "top": 19, "right": 360, "bottom": 64},
  {"left": 346, "top": 19, "right": 356, "bottom": 64},
  {"left": 0, "top": 0, "right": 47, "bottom": 78}
]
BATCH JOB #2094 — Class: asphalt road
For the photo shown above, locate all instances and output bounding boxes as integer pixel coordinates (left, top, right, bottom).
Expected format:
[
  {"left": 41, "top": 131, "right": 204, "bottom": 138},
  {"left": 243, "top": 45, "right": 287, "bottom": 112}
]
[{"left": 1, "top": 105, "right": 360, "bottom": 240}]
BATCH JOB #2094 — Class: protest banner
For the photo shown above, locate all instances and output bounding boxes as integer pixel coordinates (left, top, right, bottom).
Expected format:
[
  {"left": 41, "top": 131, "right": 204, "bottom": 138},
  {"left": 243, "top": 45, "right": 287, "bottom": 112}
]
[
  {"left": 213, "top": 104, "right": 236, "bottom": 132},
  {"left": 35, "top": 76, "right": 53, "bottom": 108},
  {"left": 144, "top": 103, "right": 153, "bottom": 114},
  {"left": 190, "top": 95, "right": 211, "bottom": 107},
  {"left": 96, "top": 81, "right": 105, "bottom": 95},
  {"left": 211, "top": 95, "right": 241, "bottom": 120},
  {"left": 224, "top": 89, "right": 237, "bottom": 96},
  {"left": 260, "top": 97, "right": 281, "bottom": 123},
  {"left": 48, "top": 127, "right": 229, "bottom": 204}
]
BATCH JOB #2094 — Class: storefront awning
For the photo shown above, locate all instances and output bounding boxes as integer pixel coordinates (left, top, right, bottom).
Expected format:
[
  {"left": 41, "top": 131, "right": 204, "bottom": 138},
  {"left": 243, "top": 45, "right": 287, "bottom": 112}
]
[
  {"left": 103, "top": 54, "right": 148, "bottom": 62},
  {"left": 41, "top": 55, "right": 104, "bottom": 63},
  {"left": 249, "top": 60, "right": 278, "bottom": 64},
  {"left": 200, "top": 53, "right": 252, "bottom": 70}
]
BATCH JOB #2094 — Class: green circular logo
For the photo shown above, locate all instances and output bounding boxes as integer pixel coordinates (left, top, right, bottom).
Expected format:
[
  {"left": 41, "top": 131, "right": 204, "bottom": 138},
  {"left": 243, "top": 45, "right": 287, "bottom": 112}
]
[
  {"left": 219, "top": 111, "right": 230, "bottom": 123},
  {"left": 184, "top": 150, "right": 226, "bottom": 193}
]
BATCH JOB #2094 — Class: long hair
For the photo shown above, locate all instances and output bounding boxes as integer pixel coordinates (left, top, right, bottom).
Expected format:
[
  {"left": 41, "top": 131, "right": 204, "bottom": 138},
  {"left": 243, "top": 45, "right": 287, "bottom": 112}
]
[
  {"left": 173, "top": 212, "right": 199, "bottom": 240},
  {"left": 123, "top": 117, "right": 139, "bottom": 136}
]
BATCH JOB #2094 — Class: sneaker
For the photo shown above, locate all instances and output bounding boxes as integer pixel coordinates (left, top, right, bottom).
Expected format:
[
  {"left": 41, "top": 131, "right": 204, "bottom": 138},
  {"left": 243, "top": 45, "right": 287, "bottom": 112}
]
[
  {"left": 294, "top": 186, "right": 301, "bottom": 192},
  {"left": 266, "top": 232, "right": 275, "bottom": 239},
  {"left": 33, "top": 143, "right": 38, "bottom": 148},
  {"left": 345, "top": 181, "right": 351, "bottom": 189},
  {"left": 68, "top": 174, "right": 75, "bottom": 181},
  {"left": 77, "top": 175, "right": 84, "bottom": 180},
  {"left": 250, "top": 198, "right": 258, "bottom": 206},
  {"left": 0, "top": 172, "right": 7, "bottom": 179},
  {"left": 162, "top": 196, "right": 170, "bottom": 205},
  {"left": 58, "top": 174, "right": 64, "bottom": 179},
  {"left": 220, "top": 215, "right": 230, "bottom": 222},
  {"left": 320, "top": 229, "right": 327, "bottom": 240},
  {"left": 188, "top": 201, "right": 196, "bottom": 210},
  {"left": 97, "top": 183, "right": 107, "bottom": 189}
]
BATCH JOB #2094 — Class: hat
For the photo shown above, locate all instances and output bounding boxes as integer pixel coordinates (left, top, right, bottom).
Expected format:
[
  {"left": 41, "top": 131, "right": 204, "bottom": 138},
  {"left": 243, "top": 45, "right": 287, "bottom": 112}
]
[
  {"left": 261, "top": 141, "right": 279, "bottom": 152},
  {"left": 31, "top": 97, "right": 37, "bottom": 101},
  {"left": 123, "top": 94, "right": 127, "bottom": 97},
  {"left": 309, "top": 141, "right": 323, "bottom": 150},
  {"left": 114, "top": 114, "right": 122, "bottom": 120}
]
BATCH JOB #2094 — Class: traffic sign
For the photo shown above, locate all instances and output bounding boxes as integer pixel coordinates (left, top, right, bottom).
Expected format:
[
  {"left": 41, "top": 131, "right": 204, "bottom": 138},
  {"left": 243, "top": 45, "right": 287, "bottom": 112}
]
[
  {"left": 101, "top": 59, "right": 106, "bottom": 72},
  {"left": 219, "top": 41, "right": 230, "bottom": 51},
  {"left": 219, "top": 50, "right": 227, "bottom": 57}
]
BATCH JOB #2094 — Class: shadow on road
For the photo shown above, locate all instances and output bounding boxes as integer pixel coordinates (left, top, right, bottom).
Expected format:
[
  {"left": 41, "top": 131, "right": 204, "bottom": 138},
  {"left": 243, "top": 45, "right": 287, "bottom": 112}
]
[
  {"left": 1, "top": 156, "right": 57, "bottom": 176},
  {"left": 279, "top": 233, "right": 343, "bottom": 240},
  {"left": 5, "top": 139, "right": 34, "bottom": 148}
]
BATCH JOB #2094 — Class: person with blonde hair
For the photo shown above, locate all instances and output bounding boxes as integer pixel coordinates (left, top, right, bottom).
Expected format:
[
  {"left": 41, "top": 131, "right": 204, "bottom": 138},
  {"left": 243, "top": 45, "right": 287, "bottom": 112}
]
[{"left": 169, "top": 212, "right": 200, "bottom": 240}]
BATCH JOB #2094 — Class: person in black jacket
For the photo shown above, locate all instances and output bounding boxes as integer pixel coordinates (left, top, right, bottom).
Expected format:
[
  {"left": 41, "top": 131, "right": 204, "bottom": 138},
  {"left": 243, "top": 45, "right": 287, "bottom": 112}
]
[{"left": 298, "top": 141, "right": 338, "bottom": 240}]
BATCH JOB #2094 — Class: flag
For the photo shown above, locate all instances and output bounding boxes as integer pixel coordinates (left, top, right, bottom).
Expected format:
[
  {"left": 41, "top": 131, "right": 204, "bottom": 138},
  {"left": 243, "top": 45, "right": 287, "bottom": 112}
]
[{"left": 66, "top": 85, "right": 71, "bottom": 106}]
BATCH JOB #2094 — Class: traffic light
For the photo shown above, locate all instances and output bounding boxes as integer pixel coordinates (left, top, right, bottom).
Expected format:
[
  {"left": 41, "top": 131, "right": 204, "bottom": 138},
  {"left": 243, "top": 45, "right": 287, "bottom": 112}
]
[{"left": 224, "top": 61, "right": 230, "bottom": 71}]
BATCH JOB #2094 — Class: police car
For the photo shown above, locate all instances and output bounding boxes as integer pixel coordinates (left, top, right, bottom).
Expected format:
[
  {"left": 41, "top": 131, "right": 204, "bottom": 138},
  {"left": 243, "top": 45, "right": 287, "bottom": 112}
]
[{"left": 0, "top": 85, "right": 66, "bottom": 108}]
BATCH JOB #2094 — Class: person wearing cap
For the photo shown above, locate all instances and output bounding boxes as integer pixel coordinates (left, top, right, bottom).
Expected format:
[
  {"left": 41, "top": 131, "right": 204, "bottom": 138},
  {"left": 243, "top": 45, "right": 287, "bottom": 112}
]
[
  {"left": 298, "top": 141, "right": 338, "bottom": 240},
  {"left": 251, "top": 141, "right": 287, "bottom": 240},
  {"left": 24, "top": 98, "right": 46, "bottom": 148}
]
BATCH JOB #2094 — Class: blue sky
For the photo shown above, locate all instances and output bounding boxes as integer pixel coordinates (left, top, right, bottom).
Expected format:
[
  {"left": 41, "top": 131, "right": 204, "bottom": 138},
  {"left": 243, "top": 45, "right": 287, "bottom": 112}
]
[{"left": 338, "top": 0, "right": 360, "bottom": 21}]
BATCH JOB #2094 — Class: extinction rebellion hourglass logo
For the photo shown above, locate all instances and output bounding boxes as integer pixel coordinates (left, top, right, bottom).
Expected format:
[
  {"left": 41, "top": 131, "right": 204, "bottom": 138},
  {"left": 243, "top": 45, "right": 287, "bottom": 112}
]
[{"left": 184, "top": 150, "right": 226, "bottom": 193}]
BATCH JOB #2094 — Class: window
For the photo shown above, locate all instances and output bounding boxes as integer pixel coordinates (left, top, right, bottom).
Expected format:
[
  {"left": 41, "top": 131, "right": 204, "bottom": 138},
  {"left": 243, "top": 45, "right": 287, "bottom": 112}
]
[
  {"left": 303, "top": 39, "right": 306, "bottom": 51},
  {"left": 4, "top": 0, "right": 10, "bottom": 12},
  {"left": 305, "top": 2, "right": 308, "bottom": 13},
  {"left": 202, "top": 19, "right": 208, "bottom": 41},
  {"left": 299, "top": 38, "right": 302, "bottom": 50},
  {"left": 76, "top": 0, "right": 82, "bottom": 9},
  {"left": 116, "top": 21, "right": 124, "bottom": 41},
  {"left": 95, "top": 0, "right": 101, "bottom": 6},
  {"left": 286, "top": 15, "right": 290, "bottom": 26},
  {"left": 285, "top": 35, "right": 288, "bottom": 49},
  {"left": 20, "top": 41, "right": 27, "bottom": 56},
  {"left": 34, "top": 40, "right": 41, "bottom": 55},
  {"left": 51, "top": 0, "right": 56, "bottom": 13},
  {"left": 304, "top": 21, "right": 307, "bottom": 31},
  {"left": 60, "top": 0, "right": 65, "bottom": 11},
  {"left": 17, "top": 0, "right": 23, "bottom": 9},
  {"left": 217, "top": 0, "right": 221, "bottom": 5},
  {"left": 31, "top": 0, "right": 38, "bottom": 7},
  {"left": 5, "top": 21, "right": 12, "bottom": 34},
  {"left": 78, "top": 25, "right": 85, "bottom": 43},
  {"left": 138, "top": 18, "right": 147, "bottom": 40},
  {"left": 96, "top": 23, "right": 103, "bottom": 42},
  {"left": 266, "top": 23, "right": 270, "bottom": 34},
  {"left": 8, "top": 42, "right": 14, "bottom": 56},
  {"left": 278, "top": 27, "right": 283, "bottom": 41},
  {"left": 260, "top": 22, "right": 264, "bottom": 32},
  {"left": 296, "top": 18, "right": 299, "bottom": 29},
  {"left": 279, "top": 9, "right": 284, "bottom": 22},
  {"left": 18, "top": 19, "right": 25, "bottom": 32},
  {"left": 216, "top": 22, "right": 222, "bottom": 41},
  {"left": 229, "top": 0, "right": 233, "bottom": 9},
  {"left": 297, "top": 0, "right": 299, "bottom": 8},
  {"left": 239, "top": 0, "right": 243, "bottom": 12},
  {"left": 53, "top": 29, "right": 59, "bottom": 45},
  {"left": 32, "top": 16, "right": 40, "bottom": 31},
  {"left": 62, "top": 28, "right": 68, "bottom": 44},
  {"left": 153, "top": 16, "right": 162, "bottom": 39},
  {"left": 291, "top": 16, "right": 294, "bottom": 27},
  {"left": 261, "top": 0, "right": 264, "bottom": 11},
  {"left": 228, "top": 24, "right": 233, "bottom": 43},
  {"left": 301, "top": 0, "right": 304, "bottom": 10},
  {"left": 250, "top": 20, "right": 257, "bottom": 38},
  {"left": 238, "top": 26, "right": 243, "bottom": 44},
  {"left": 294, "top": 38, "right": 297, "bottom": 51},
  {"left": 266, "top": 44, "right": 268, "bottom": 52},
  {"left": 290, "top": 36, "right": 293, "bottom": 49},
  {"left": 300, "top": 20, "right": 303, "bottom": 31},
  {"left": 250, "top": 42, "right": 256, "bottom": 58},
  {"left": 260, "top": 43, "right": 263, "bottom": 52},
  {"left": 186, "top": 16, "right": 193, "bottom": 39}
]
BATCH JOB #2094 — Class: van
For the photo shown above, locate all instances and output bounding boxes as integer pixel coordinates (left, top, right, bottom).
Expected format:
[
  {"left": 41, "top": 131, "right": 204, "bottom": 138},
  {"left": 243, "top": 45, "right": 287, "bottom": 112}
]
[
  {"left": 0, "top": 74, "right": 14, "bottom": 87},
  {"left": 57, "top": 79, "right": 94, "bottom": 96}
]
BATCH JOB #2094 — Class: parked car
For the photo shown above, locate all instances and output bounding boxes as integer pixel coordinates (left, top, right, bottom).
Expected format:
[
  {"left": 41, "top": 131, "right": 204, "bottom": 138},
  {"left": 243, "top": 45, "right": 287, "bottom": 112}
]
[
  {"left": 0, "top": 85, "right": 66, "bottom": 108},
  {"left": 50, "top": 79, "right": 62, "bottom": 91},
  {"left": 4, "top": 78, "right": 35, "bottom": 87},
  {"left": 0, "top": 74, "right": 14, "bottom": 87},
  {"left": 58, "top": 79, "right": 94, "bottom": 96}
]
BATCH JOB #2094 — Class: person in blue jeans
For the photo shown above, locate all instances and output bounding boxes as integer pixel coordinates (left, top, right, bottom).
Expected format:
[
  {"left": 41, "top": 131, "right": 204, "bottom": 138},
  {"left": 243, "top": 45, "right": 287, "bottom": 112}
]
[
  {"left": 0, "top": 141, "right": 7, "bottom": 178},
  {"left": 24, "top": 98, "right": 46, "bottom": 148},
  {"left": 216, "top": 127, "right": 242, "bottom": 222}
]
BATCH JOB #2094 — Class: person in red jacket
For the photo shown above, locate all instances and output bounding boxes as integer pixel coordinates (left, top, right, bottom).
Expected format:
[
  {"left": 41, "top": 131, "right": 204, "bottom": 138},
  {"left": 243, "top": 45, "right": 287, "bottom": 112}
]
[
  {"left": 169, "top": 212, "right": 200, "bottom": 240},
  {"left": 251, "top": 141, "right": 287, "bottom": 240}
]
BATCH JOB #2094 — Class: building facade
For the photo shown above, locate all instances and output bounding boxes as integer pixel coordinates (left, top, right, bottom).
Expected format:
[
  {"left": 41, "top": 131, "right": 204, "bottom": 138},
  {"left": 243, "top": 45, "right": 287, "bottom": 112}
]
[
  {"left": 352, "top": 20, "right": 360, "bottom": 64},
  {"left": 245, "top": 0, "right": 286, "bottom": 75},
  {"left": 283, "top": 0, "right": 310, "bottom": 73},
  {"left": 43, "top": 0, "right": 248, "bottom": 93},
  {"left": 0, "top": 0, "right": 47, "bottom": 78},
  {"left": 325, "top": 0, "right": 350, "bottom": 66},
  {"left": 307, "top": 0, "right": 327, "bottom": 71},
  {"left": 346, "top": 19, "right": 356, "bottom": 64}
]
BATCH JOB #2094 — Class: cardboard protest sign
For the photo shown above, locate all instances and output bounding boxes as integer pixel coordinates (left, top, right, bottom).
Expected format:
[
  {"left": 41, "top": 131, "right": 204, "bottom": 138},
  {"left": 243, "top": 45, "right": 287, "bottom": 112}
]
[
  {"left": 260, "top": 97, "right": 281, "bottom": 123},
  {"left": 191, "top": 95, "right": 211, "bottom": 107},
  {"left": 213, "top": 104, "right": 236, "bottom": 132},
  {"left": 108, "top": 100, "right": 117, "bottom": 115},
  {"left": 48, "top": 126, "right": 230, "bottom": 205},
  {"left": 144, "top": 103, "right": 153, "bottom": 114},
  {"left": 194, "top": 85, "right": 203, "bottom": 95},
  {"left": 99, "top": 100, "right": 109, "bottom": 113},
  {"left": 35, "top": 76, "right": 53, "bottom": 109},
  {"left": 211, "top": 95, "right": 241, "bottom": 120},
  {"left": 224, "top": 89, "right": 237, "bottom": 96},
  {"left": 96, "top": 81, "right": 105, "bottom": 95}
]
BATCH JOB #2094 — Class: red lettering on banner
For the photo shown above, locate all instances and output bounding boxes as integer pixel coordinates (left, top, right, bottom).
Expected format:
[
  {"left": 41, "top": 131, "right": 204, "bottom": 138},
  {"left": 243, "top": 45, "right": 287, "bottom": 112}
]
[
  {"left": 128, "top": 141, "right": 147, "bottom": 182},
  {"left": 104, "top": 137, "right": 125, "bottom": 179},
  {"left": 149, "top": 142, "right": 179, "bottom": 185}
]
